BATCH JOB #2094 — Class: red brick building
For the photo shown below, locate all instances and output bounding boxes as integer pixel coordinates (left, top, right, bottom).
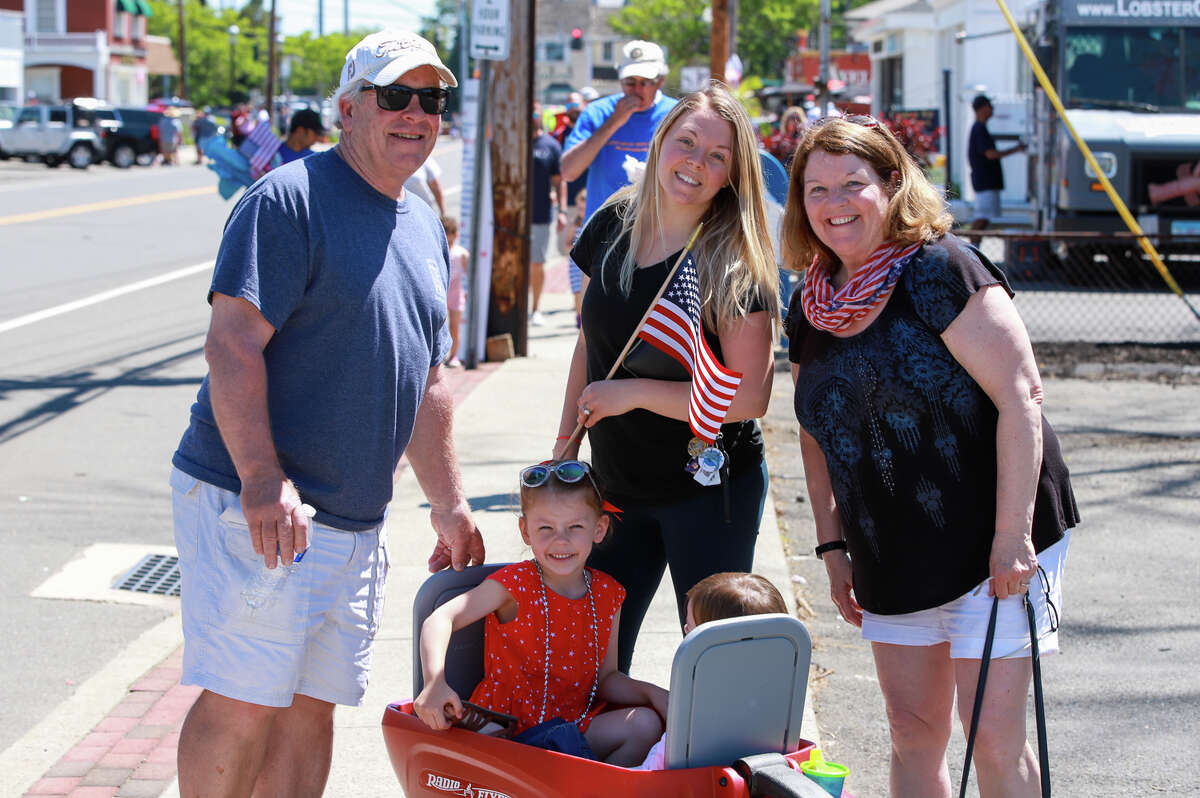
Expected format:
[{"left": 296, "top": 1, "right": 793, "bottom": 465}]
[{"left": 0, "top": 0, "right": 153, "bottom": 103}]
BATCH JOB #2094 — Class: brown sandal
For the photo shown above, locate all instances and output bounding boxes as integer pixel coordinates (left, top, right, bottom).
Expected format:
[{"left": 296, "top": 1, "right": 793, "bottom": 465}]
[{"left": 450, "top": 701, "right": 517, "bottom": 738}]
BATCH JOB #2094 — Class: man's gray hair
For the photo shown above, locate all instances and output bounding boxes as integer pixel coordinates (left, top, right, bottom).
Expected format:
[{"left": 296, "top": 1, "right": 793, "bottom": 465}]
[{"left": 330, "top": 77, "right": 370, "bottom": 129}]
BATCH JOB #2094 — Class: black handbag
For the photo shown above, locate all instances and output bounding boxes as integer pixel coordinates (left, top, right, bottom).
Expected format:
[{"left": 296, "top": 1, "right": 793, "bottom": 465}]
[{"left": 959, "top": 592, "right": 1052, "bottom": 797}]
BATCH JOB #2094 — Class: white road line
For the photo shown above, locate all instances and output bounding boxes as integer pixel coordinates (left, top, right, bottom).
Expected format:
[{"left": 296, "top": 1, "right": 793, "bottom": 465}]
[{"left": 0, "top": 260, "right": 214, "bottom": 335}]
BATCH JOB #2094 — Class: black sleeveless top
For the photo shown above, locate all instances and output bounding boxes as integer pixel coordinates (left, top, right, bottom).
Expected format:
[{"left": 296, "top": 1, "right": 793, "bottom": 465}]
[{"left": 786, "top": 235, "right": 1079, "bottom": 614}]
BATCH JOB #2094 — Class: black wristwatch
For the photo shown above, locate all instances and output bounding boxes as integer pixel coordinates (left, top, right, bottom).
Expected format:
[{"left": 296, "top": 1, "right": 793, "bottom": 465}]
[{"left": 814, "top": 540, "right": 848, "bottom": 558}]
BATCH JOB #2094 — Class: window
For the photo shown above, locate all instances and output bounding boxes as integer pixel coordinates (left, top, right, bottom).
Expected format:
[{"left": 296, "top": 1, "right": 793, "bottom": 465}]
[
  {"left": 1064, "top": 26, "right": 1194, "bottom": 110},
  {"left": 17, "top": 107, "right": 40, "bottom": 124},
  {"left": 49, "top": 108, "right": 67, "bottom": 123},
  {"left": 541, "top": 41, "right": 566, "bottom": 62},
  {"left": 34, "top": 0, "right": 59, "bottom": 33},
  {"left": 879, "top": 56, "right": 903, "bottom": 114},
  {"left": 602, "top": 41, "right": 614, "bottom": 61}
]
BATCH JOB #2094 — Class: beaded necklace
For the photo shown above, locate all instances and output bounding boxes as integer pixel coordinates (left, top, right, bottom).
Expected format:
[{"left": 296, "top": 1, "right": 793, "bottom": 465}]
[{"left": 533, "top": 559, "right": 601, "bottom": 726}]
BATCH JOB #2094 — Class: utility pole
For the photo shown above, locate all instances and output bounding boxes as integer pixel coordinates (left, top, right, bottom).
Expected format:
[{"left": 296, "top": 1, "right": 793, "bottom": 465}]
[
  {"left": 343, "top": 0, "right": 349, "bottom": 34},
  {"left": 176, "top": 0, "right": 187, "bottom": 99},
  {"left": 487, "top": 0, "right": 533, "bottom": 355},
  {"left": 266, "top": 0, "right": 277, "bottom": 129},
  {"left": 818, "top": 0, "right": 831, "bottom": 115},
  {"left": 317, "top": 0, "right": 323, "bottom": 37},
  {"left": 709, "top": 0, "right": 729, "bottom": 83}
]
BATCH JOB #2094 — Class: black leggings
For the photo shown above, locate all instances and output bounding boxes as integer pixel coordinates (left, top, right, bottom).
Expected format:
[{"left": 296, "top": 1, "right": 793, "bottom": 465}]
[{"left": 586, "top": 459, "right": 768, "bottom": 673}]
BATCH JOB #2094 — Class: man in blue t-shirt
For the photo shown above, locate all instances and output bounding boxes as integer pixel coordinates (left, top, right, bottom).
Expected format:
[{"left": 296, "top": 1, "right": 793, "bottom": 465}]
[
  {"left": 563, "top": 40, "right": 677, "bottom": 221},
  {"left": 968, "top": 94, "right": 1025, "bottom": 231},
  {"left": 562, "top": 41, "right": 677, "bottom": 301},
  {"left": 276, "top": 107, "right": 325, "bottom": 164},
  {"left": 169, "top": 30, "right": 484, "bottom": 797}
]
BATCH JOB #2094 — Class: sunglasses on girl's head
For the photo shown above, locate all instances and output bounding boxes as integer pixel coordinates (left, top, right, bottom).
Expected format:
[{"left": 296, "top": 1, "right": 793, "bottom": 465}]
[
  {"left": 365, "top": 84, "right": 450, "bottom": 115},
  {"left": 521, "top": 460, "right": 594, "bottom": 488},
  {"left": 520, "top": 461, "right": 605, "bottom": 503},
  {"left": 811, "top": 113, "right": 881, "bottom": 129}
]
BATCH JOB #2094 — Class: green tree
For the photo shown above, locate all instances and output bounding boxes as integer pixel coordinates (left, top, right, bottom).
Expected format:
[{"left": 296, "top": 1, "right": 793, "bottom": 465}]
[
  {"left": 147, "top": 0, "right": 269, "bottom": 107},
  {"left": 609, "top": 0, "right": 817, "bottom": 89},
  {"left": 420, "top": 0, "right": 464, "bottom": 113}
]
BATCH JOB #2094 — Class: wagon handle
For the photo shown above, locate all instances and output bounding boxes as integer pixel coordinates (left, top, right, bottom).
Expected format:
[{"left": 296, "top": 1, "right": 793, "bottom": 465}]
[{"left": 733, "top": 753, "right": 830, "bottom": 798}]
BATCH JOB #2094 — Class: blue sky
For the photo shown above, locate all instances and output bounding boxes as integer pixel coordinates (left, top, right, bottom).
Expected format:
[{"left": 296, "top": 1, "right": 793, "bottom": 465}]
[{"left": 276, "top": 0, "right": 435, "bottom": 37}]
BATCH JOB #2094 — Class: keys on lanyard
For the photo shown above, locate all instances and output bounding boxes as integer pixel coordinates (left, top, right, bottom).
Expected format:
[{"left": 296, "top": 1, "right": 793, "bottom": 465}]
[{"left": 685, "top": 437, "right": 724, "bottom": 486}]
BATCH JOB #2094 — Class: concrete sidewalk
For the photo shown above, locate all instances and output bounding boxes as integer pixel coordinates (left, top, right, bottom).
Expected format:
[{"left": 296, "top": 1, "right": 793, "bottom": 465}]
[{"left": 13, "top": 262, "right": 813, "bottom": 797}]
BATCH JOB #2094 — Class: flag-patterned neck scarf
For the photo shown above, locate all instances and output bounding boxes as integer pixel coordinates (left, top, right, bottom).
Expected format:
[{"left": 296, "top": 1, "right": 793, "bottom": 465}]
[{"left": 801, "top": 240, "right": 923, "bottom": 333}]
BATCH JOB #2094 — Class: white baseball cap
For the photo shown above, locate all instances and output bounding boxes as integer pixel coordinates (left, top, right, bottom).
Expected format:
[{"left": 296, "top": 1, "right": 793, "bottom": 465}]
[
  {"left": 339, "top": 30, "right": 458, "bottom": 92},
  {"left": 618, "top": 40, "right": 668, "bottom": 81}
]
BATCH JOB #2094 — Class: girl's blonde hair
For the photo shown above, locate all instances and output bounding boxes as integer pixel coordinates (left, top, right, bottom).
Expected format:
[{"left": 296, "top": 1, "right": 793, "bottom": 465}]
[
  {"left": 597, "top": 84, "right": 779, "bottom": 331},
  {"left": 781, "top": 117, "right": 953, "bottom": 271}
]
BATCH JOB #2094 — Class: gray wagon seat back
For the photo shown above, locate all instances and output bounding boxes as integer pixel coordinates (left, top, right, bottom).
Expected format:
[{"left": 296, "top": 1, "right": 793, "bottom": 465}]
[{"left": 410, "top": 565, "right": 813, "bottom": 771}]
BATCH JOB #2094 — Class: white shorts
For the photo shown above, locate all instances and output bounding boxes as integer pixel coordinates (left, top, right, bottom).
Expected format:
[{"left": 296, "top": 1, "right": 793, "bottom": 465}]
[
  {"left": 974, "top": 189, "right": 1002, "bottom": 222},
  {"left": 861, "top": 531, "right": 1070, "bottom": 660},
  {"left": 170, "top": 468, "right": 390, "bottom": 707},
  {"left": 530, "top": 223, "right": 552, "bottom": 263}
]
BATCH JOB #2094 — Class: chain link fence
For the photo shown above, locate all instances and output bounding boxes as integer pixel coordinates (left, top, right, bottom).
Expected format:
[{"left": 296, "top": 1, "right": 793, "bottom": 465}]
[{"left": 975, "top": 232, "right": 1200, "bottom": 343}]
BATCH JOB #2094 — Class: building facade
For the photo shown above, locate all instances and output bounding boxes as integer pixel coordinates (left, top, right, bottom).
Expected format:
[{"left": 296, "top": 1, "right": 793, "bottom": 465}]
[
  {"left": 847, "top": 0, "right": 1035, "bottom": 204},
  {"left": 534, "top": 0, "right": 630, "bottom": 104},
  {"left": 0, "top": 0, "right": 153, "bottom": 104}
]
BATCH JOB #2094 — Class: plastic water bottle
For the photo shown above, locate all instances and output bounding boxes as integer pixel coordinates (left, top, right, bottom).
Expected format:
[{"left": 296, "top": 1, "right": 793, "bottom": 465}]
[{"left": 241, "top": 504, "right": 315, "bottom": 610}]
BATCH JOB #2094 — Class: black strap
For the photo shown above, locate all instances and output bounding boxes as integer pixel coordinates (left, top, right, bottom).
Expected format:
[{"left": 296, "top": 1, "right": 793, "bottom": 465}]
[
  {"left": 1027, "top": 594, "right": 1052, "bottom": 798},
  {"left": 958, "top": 594, "right": 1050, "bottom": 797}
]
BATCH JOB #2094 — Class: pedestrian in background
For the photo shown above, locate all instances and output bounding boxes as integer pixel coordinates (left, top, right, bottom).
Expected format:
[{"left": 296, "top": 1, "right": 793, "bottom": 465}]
[
  {"left": 158, "top": 110, "right": 181, "bottom": 166},
  {"left": 191, "top": 107, "right": 219, "bottom": 165},
  {"left": 278, "top": 108, "right": 326, "bottom": 164},
  {"left": 169, "top": 30, "right": 483, "bottom": 797},
  {"left": 783, "top": 116, "right": 1076, "bottom": 796},
  {"left": 442, "top": 214, "right": 468, "bottom": 368},
  {"left": 405, "top": 158, "right": 446, "bottom": 216},
  {"left": 555, "top": 85, "right": 779, "bottom": 672},
  {"left": 968, "top": 94, "right": 1025, "bottom": 231},
  {"left": 530, "top": 103, "right": 564, "bottom": 326},
  {"left": 766, "top": 106, "right": 806, "bottom": 169},
  {"left": 562, "top": 41, "right": 677, "bottom": 324}
]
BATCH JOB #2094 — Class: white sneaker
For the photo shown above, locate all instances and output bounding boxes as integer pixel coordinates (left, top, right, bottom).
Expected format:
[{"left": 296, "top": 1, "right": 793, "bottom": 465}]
[{"left": 530, "top": 311, "right": 547, "bottom": 326}]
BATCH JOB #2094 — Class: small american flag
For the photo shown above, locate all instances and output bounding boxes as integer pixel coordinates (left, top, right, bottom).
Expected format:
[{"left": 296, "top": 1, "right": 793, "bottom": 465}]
[
  {"left": 637, "top": 254, "right": 742, "bottom": 443},
  {"left": 244, "top": 122, "right": 282, "bottom": 180}
]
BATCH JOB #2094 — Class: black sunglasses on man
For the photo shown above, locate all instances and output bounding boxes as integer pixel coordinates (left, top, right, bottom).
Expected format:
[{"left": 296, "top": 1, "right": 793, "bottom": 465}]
[{"left": 364, "top": 84, "right": 450, "bottom": 115}]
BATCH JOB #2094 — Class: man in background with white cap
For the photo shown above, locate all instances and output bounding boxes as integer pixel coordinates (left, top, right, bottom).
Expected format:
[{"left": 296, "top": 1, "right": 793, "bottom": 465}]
[
  {"left": 562, "top": 40, "right": 676, "bottom": 222},
  {"left": 170, "top": 30, "right": 483, "bottom": 797},
  {"left": 560, "top": 40, "right": 676, "bottom": 312}
]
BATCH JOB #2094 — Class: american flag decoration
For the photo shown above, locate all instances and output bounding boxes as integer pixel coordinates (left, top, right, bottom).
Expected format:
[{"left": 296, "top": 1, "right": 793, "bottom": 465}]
[
  {"left": 637, "top": 254, "right": 742, "bottom": 444},
  {"left": 243, "top": 122, "right": 283, "bottom": 180}
]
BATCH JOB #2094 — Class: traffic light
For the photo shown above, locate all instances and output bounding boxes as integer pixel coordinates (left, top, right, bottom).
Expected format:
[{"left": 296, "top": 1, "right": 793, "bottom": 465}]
[{"left": 570, "top": 28, "right": 583, "bottom": 51}]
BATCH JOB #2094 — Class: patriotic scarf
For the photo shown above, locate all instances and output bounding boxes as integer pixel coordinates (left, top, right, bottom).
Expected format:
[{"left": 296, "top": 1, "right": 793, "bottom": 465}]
[{"left": 801, "top": 241, "right": 923, "bottom": 332}]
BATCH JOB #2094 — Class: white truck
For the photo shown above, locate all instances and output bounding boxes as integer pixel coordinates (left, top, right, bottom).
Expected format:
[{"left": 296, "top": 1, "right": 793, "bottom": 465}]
[{"left": 1028, "top": 0, "right": 1200, "bottom": 238}]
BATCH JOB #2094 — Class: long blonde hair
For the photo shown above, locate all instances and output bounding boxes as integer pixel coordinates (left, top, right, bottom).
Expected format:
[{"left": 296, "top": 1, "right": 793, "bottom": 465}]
[{"left": 597, "top": 84, "right": 779, "bottom": 331}]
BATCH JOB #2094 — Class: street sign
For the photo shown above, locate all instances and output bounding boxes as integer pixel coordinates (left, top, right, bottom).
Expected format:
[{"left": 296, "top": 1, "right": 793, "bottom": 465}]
[
  {"left": 680, "top": 66, "right": 709, "bottom": 93},
  {"left": 470, "top": 0, "right": 510, "bottom": 61}
]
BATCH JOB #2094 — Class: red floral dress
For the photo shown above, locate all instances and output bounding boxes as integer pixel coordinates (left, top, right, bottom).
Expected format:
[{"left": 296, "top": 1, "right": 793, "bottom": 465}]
[{"left": 468, "top": 560, "right": 625, "bottom": 734}]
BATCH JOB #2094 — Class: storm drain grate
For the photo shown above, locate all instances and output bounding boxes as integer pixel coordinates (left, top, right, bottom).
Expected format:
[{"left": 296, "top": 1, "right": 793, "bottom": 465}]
[{"left": 114, "top": 554, "right": 182, "bottom": 596}]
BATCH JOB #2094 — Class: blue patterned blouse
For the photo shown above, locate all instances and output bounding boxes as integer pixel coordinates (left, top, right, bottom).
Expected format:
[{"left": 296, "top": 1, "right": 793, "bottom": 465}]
[{"left": 787, "top": 235, "right": 1078, "bottom": 614}]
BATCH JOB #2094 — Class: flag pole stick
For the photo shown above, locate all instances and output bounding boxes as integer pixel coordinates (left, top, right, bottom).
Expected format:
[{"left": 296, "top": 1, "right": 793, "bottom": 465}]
[{"left": 563, "top": 222, "right": 704, "bottom": 449}]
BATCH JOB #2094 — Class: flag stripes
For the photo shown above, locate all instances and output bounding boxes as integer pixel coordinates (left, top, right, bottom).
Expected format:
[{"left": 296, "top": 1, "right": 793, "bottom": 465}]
[{"left": 636, "top": 254, "right": 742, "bottom": 443}]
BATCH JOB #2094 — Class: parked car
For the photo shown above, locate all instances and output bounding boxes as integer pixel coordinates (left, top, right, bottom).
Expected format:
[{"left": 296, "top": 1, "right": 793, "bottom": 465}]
[
  {"left": 0, "top": 98, "right": 113, "bottom": 168},
  {"left": 104, "top": 107, "right": 165, "bottom": 168}
]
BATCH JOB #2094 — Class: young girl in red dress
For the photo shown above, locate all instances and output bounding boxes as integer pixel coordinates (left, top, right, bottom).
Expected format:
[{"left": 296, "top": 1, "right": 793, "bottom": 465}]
[{"left": 414, "top": 460, "right": 669, "bottom": 766}]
